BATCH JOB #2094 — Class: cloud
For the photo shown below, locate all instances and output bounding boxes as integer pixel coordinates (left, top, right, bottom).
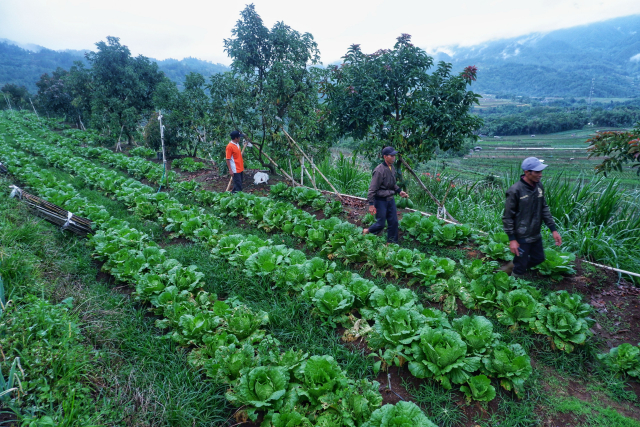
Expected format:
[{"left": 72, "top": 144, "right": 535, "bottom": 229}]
[{"left": 631, "top": 53, "right": 640, "bottom": 62}]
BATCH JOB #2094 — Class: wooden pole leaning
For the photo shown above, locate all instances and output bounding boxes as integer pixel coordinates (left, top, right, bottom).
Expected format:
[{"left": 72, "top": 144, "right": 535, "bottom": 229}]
[
  {"left": 398, "top": 156, "right": 458, "bottom": 223},
  {"left": 280, "top": 128, "right": 343, "bottom": 201}
]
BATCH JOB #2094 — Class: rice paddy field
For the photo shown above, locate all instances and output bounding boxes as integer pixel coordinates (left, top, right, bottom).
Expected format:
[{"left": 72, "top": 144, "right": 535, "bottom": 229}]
[{"left": 424, "top": 128, "right": 639, "bottom": 187}]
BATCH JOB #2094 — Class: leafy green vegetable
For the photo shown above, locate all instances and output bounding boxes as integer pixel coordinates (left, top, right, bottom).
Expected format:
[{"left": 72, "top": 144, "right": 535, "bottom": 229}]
[
  {"left": 482, "top": 342, "right": 532, "bottom": 396},
  {"left": 597, "top": 343, "right": 640, "bottom": 378},
  {"left": 495, "top": 289, "right": 540, "bottom": 327},
  {"left": 363, "top": 401, "right": 437, "bottom": 427},
  {"left": 373, "top": 306, "right": 426, "bottom": 347},
  {"left": 296, "top": 355, "right": 347, "bottom": 408},
  {"left": 532, "top": 305, "right": 593, "bottom": 352},
  {"left": 312, "top": 285, "right": 355, "bottom": 322},
  {"left": 226, "top": 365, "right": 289, "bottom": 410},
  {"left": 409, "top": 327, "right": 481, "bottom": 389},
  {"left": 533, "top": 249, "right": 576, "bottom": 279},
  {"left": 460, "top": 375, "right": 496, "bottom": 402},
  {"left": 452, "top": 315, "right": 500, "bottom": 356}
]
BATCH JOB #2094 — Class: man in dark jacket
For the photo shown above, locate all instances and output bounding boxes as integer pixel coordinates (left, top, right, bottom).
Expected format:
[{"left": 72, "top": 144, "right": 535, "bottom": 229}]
[
  {"left": 502, "top": 157, "right": 562, "bottom": 277},
  {"left": 363, "top": 147, "right": 408, "bottom": 243}
]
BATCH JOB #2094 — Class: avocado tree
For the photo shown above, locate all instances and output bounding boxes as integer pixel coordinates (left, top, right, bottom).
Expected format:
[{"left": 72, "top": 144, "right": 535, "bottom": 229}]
[
  {"left": 321, "top": 34, "right": 482, "bottom": 164},
  {"left": 153, "top": 72, "right": 210, "bottom": 157},
  {"left": 208, "top": 4, "right": 332, "bottom": 172},
  {"left": 587, "top": 123, "right": 640, "bottom": 176},
  {"left": 86, "top": 36, "right": 165, "bottom": 143}
]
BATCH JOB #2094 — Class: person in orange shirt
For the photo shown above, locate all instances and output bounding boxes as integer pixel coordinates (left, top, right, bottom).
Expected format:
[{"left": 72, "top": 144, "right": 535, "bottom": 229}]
[{"left": 226, "top": 130, "right": 245, "bottom": 193}]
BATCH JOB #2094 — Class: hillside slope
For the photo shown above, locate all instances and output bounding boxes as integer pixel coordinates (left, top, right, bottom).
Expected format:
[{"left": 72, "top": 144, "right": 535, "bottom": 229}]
[
  {"left": 432, "top": 14, "right": 640, "bottom": 97},
  {"left": 0, "top": 39, "right": 229, "bottom": 93}
]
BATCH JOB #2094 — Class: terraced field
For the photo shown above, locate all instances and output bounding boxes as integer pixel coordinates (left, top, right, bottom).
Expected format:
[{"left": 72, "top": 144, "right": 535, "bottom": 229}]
[{"left": 1, "top": 110, "right": 640, "bottom": 427}]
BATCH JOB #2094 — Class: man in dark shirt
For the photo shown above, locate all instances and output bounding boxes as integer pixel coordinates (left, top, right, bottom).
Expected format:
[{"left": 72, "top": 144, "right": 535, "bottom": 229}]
[
  {"left": 502, "top": 157, "right": 562, "bottom": 277},
  {"left": 363, "top": 146, "right": 409, "bottom": 243}
]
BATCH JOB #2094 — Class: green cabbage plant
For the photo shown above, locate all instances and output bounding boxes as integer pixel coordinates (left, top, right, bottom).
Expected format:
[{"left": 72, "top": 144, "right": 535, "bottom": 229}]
[
  {"left": 460, "top": 374, "right": 496, "bottom": 402},
  {"left": 532, "top": 305, "right": 593, "bottom": 352},
  {"left": 362, "top": 401, "right": 437, "bottom": 427},
  {"left": 452, "top": 315, "right": 500, "bottom": 356},
  {"left": 482, "top": 342, "right": 532, "bottom": 396},
  {"left": 409, "top": 327, "right": 481, "bottom": 389},
  {"left": 597, "top": 343, "right": 640, "bottom": 378},
  {"left": 226, "top": 365, "right": 289, "bottom": 419},
  {"left": 495, "top": 289, "right": 540, "bottom": 328}
]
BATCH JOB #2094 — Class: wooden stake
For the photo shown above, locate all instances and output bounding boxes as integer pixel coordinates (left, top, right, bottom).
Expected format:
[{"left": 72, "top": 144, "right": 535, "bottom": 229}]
[
  {"left": 300, "top": 157, "right": 304, "bottom": 186},
  {"left": 254, "top": 146, "right": 298, "bottom": 185},
  {"left": 399, "top": 156, "right": 458, "bottom": 223},
  {"left": 288, "top": 158, "right": 295, "bottom": 186},
  {"left": 304, "top": 165, "right": 317, "bottom": 189},
  {"left": 29, "top": 98, "right": 39, "bottom": 119},
  {"left": 115, "top": 125, "right": 124, "bottom": 152},
  {"left": 280, "top": 128, "right": 343, "bottom": 200}
]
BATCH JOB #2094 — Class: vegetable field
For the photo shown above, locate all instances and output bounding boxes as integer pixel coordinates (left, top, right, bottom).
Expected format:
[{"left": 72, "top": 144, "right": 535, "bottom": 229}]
[{"left": 1, "top": 110, "right": 640, "bottom": 427}]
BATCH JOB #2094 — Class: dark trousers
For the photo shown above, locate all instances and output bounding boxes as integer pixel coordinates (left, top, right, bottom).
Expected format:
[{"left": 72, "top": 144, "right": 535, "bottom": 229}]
[
  {"left": 368, "top": 198, "right": 399, "bottom": 243},
  {"left": 232, "top": 172, "right": 243, "bottom": 193},
  {"left": 513, "top": 238, "right": 545, "bottom": 275}
]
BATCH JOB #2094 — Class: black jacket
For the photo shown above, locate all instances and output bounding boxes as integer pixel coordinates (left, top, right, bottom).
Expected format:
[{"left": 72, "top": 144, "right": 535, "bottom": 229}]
[
  {"left": 502, "top": 176, "right": 557, "bottom": 243},
  {"left": 367, "top": 162, "right": 400, "bottom": 205}
]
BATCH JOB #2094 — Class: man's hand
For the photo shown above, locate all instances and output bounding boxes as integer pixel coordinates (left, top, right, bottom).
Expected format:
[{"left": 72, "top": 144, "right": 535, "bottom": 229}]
[
  {"left": 369, "top": 205, "right": 376, "bottom": 215},
  {"left": 552, "top": 231, "right": 562, "bottom": 246},
  {"left": 399, "top": 191, "right": 409, "bottom": 198},
  {"left": 509, "top": 240, "right": 520, "bottom": 256}
]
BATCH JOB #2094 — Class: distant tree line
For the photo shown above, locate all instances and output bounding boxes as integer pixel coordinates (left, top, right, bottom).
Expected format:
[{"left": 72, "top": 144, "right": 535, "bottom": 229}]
[{"left": 477, "top": 102, "right": 640, "bottom": 136}]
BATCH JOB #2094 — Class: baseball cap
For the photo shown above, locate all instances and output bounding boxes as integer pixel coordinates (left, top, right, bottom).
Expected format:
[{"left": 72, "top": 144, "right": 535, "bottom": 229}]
[
  {"left": 381, "top": 146, "right": 399, "bottom": 156},
  {"left": 521, "top": 157, "right": 547, "bottom": 171},
  {"left": 230, "top": 130, "right": 244, "bottom": 139}
]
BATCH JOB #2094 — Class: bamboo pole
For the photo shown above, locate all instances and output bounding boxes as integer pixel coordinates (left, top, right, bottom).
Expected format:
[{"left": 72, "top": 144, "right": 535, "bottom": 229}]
[
  {"left": 280, "top": 128, "right": 343, "bottom": 200},
  {"left": 300, "top": 157, "right": 304, "bottom": 186},
  {"left": 29, "top": 98, "right": 39, "bottom": 119},
  {"left": 288, "top": 158, "right": 295, "bottom": 186},
  {"left": 398, "top": 156, "right": 458, "bottom": 223},
  {"left": 255, "top": 147, "right": 299, "bottom": 185},
  {"left": 304, "top": 167, "right": 317, "bottom": 190}
]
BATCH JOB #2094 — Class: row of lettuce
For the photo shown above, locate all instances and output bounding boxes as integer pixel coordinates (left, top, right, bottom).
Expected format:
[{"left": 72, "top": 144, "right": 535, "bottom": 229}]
[
  {"left": 2, "top": 116, "right": 536, "bottom": 402},
  {"left": 4, "top": 113, "right": 639, "bottom": 398},
  {"left": 0, "top": 134, "right": 442, "bottom": 427}
]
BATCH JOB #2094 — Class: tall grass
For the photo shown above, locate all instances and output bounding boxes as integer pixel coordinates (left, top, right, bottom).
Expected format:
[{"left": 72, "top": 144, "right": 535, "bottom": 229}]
[{"left": 315, "top": 152, "right": 371, "bottom": 197}]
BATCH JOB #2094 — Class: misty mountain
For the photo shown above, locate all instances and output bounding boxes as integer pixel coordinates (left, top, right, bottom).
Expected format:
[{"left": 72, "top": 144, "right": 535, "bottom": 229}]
[
  {"left": 0, "top": 39, "right": 229, "bottom": 93},
  {"left": 430, "top": 14, "right": 640, "bottom": 98}
]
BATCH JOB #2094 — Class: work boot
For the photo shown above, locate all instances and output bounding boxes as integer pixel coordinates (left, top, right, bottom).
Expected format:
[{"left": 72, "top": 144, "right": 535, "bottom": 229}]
[{"left": 500, "top": 261, "right": 514, "bottom": 276}]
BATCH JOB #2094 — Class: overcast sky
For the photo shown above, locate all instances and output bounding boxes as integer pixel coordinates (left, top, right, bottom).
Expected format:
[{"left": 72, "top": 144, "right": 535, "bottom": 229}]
[{"left": 2, "top": 0, "right": 640, "bottom": 65}]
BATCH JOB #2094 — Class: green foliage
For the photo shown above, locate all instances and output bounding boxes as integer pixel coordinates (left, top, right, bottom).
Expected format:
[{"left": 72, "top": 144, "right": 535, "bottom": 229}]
[
  {"left": 321, "top": 34, "right": 481, "bottom": 163},
  {"left": 209, "top": 4, "right": 331, "bottom": 172},
  {"left": 173, "top": 157, "right": 208, "bottom": 172},
  {"left": 587, "top": 124, "right": 640, "bottom": 176},
  {"left": 532, "top": 305, "right": 593, "bottom": 352},
  {"left": 460, "top": 375, "right": 496, "bottom": 402},
  {"left": 363, "top": 401, "right": 437, "bottom": 427},
  {"left": 408, "top": 327, "right": 481, "bottom": 389},
  {"left": 496, "top": 289, "right": 540, "bottom": 328},
  {"left": 598, "top": 343, "right": 640, "bottom": 378},
  {"left": 86, "top": 36, "right": 165, "bottom": 140},
  {"left": 129, "top": 146, "right": 156, "bottom": 158},
  {"left": 532, "top": 249, "right": 576, "bottom": 279},
  {"left": 482, "top": 342, "right": 532, "bottom": 396},
  {"left": 400, "top": 212, "right": 472, "bottom": 246}
]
